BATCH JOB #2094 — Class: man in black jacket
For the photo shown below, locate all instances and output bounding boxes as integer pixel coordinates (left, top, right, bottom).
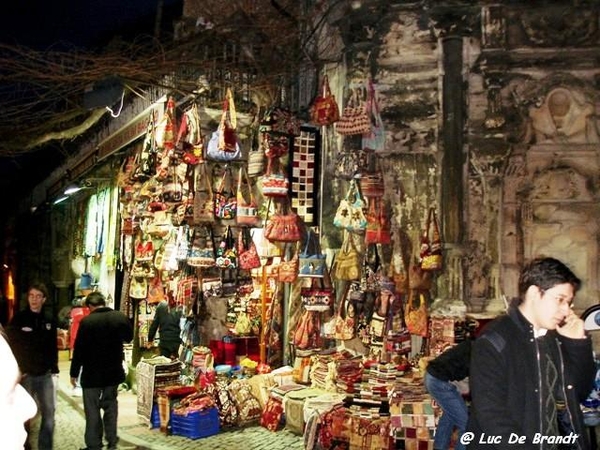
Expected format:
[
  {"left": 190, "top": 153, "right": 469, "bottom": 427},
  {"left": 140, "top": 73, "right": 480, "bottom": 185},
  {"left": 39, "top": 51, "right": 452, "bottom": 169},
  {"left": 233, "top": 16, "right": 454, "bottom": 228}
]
[
  {"left": 467, "top": 257, "right": 595, "bottom": 449},
  {"left": 69, "top": 292, "right": 133, "bottom": 450},
  {"left": 7, "top": 282, "right": 58, "bottom": 450},
  {"left": 146, "top": 296, "right": 182, "bottom": 359}
]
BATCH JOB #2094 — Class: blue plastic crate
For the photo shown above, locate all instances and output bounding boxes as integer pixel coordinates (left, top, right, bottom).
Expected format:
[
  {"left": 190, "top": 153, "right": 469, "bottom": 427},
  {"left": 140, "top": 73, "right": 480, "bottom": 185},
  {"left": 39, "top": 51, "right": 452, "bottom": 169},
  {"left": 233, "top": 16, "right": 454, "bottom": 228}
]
[
  {"left": 170, "top": 407, "right": 220, "bottom": 439},
  {"left": 150, "top": 403, "right": 160, "bottom": 429}
]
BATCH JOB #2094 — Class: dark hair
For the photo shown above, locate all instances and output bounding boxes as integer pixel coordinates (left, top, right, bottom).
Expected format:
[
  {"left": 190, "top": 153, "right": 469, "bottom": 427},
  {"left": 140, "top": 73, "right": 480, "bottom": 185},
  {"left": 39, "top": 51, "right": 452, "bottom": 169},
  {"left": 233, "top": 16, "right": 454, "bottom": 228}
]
[
  {"left": 517, "top": 257, "right": 581, "bottom": 301},
  {"left": 85, "top": 292, "right": 106, "bottom": 307},
  {"left": 28, "top": 282, "right": 49, "bottom": 299}
]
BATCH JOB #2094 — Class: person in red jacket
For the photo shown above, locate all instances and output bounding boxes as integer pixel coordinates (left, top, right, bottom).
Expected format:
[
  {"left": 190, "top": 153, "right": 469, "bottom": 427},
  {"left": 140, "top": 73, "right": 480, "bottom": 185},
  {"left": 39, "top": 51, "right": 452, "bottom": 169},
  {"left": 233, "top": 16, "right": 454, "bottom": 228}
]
[{"left": 69, "top": 292, "right": 132, "bottom": 450}]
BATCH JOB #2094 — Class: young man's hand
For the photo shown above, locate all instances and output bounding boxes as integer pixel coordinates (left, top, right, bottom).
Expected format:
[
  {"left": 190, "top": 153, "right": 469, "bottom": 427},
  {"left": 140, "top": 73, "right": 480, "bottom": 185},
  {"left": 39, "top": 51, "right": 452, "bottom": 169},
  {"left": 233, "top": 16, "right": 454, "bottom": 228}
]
[{"left": 557, "top": 310, "right": 586, "bottom": 339}]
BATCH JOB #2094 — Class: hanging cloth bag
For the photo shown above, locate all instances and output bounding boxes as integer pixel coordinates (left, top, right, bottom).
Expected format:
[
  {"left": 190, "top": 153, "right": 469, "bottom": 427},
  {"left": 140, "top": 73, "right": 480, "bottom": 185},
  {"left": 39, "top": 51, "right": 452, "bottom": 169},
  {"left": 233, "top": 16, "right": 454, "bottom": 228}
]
[
  {"left": 213, "top": 165, "right": 237, "bottom": 220},
  {"left": 298, "top": 229, "right": 327, "bottom": 278},
  {"left": 333, "top": 179, "right": 368, "bottom": 232},
  {"left": 216, "top": 225, "right": 237, "bottom": 269},
  {"left": 361, "top": 78, "right": 386, "bottom": 152},
  {"left": 404, "top": 292, "right": 428, "bottom": 337},
  {"left": 365, "top": 198, "right": 391, "bottom": 245},
  {"left": 335, "top": 87, "right": 371, "bottom": 136},
  {"left": 420, "top": 207, "right": 443, "bottom": 271},
  {"left": 192, "top": 163, "right": 215, "bottom": 224},
  {"left": 310, "top": 74, "right": 340, "bottom": 126},
  {"left": 206, "top": 88, "right": 241, "bottom": 161},
  {"left": 236, "top": 166, "right": 260, "bottom": 226}
]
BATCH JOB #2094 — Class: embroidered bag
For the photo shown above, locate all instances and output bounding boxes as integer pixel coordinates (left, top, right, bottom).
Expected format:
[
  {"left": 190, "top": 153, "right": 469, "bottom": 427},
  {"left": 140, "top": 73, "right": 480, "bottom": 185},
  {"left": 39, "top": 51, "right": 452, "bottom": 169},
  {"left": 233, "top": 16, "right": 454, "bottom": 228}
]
[
  {"left": 334, "top": 285, "right": 356, "bottom": 340},
  {"left": 333, "top": 180, "right": 368, "bottom": 232},
  {"left": 187, "top": 225, "right": 216, "bottom": 268},
  {"left": 214, "top": 165, "right": 237, "bottom": 220},
  {"left": 310, "top": 74, "right": 340, "bottom": 126},
  {"left": 236, "top": 166, "right": 260, "bottom": 226},
  {"left": 420, "top": 207, "right": 443, "bottom": 271},
  {"left": 237, "top": 228, "right": 262, "bottom": 270},
  {"left": 298, "top": 229, "right": 327, "bottom": 278},
  {"left": 405, "top": 293, "right": 428, "bottom": 337},
  {"left": 335, "top": 87, "right": 371, "bottom": 136},
  {"left": 277, "top": 243, "right": 299, "bottom": 283},
  {"left": 301, "top": 273, "right": 334, "bottom": 312},
  {"left": 216, "top": 226, "right": 237, "bottom": 269}
]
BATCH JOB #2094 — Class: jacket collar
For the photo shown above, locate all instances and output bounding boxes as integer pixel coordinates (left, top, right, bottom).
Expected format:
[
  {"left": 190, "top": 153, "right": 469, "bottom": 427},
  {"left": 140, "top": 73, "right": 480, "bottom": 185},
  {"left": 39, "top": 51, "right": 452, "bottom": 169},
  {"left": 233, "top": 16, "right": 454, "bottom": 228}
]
[{"left": 508, "top": 305, "right": 549, "bottom": 338}]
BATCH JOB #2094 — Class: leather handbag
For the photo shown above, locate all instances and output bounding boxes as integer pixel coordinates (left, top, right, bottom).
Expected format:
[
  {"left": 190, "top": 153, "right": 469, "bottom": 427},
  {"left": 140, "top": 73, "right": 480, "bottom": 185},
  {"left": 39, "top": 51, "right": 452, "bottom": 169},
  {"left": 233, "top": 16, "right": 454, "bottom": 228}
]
[
  {"left": 409, "top": 261, "right": 433, "bottom": 291},
  {"left": 420, "top": 207, "right": 443, "bottom": 271},
  {"left": 236, "top": 166, "right": 260, "bottom": 226},
  {"left": 310, "top": 74, "right": 340, "bottom": 126},
  {"left": 335, "top": 87, "right": 371, "bottom": 136},
  {"left": 333, "top": 180, "right": 368, "bottom": 232},
  {"left": 213, "top": 165, "right": 237, "bottom": 220}
]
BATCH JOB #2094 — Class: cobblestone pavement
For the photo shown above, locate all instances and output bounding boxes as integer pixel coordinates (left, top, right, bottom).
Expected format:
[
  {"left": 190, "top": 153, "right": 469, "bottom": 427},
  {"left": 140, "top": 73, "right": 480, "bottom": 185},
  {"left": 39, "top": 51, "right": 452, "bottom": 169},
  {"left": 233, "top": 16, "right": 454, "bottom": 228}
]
[{"left": 28, "top": 390, "right": 304, "bottom": 450}]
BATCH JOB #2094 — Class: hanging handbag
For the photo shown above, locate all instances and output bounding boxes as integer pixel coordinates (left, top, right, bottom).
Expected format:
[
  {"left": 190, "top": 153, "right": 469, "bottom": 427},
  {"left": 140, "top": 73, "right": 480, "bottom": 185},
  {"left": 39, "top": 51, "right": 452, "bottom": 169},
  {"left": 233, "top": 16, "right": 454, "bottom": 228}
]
[
  {"left": 409, "top": 260, "right": 433, "bottom": 291},
  {"left": 333, "top": 180, "right": 368, "bottom": 232},
  {"left": 247, "top": 132, "right": 266, "bottom": 178},
  {"left": 236, "top": 166, "right": 260, "bottom": 226},
  {"left": 155, "top": 96, "right": 177, "bottom": 151},
  {"left": 147, "top": 275, "right": 166, "bottom": 304},
  {"left": 213, "top": 165, "right": 237, "bottom": 220},
  {"left": 420, "top": 207, "right": 443, "bottom": 271},
  {"left": 334, "top": 285, "right": 356, "bottom": 340},
  {"left": 293, "top": 310, "right": 319, "bottom": 350},
  {"left": 237, "top": 228, "right": 262, "bottom": 270},
  {"left": 365, "top": 198, "right": 391, "bottom": 245},
  {"left": 192, "top": 163, "right": 215, "bottom": 224},
  {"left": 161, "top": 165, "right": 184, "bottom": 204},
  {"left": 334, "top": 149, "right": 368, "bottom": 180},
  {"left": 298, "top": 229, "right": 327, "bottom": 278},
  {"left": 301, "top": 272, "right": 334, "bottom": 312},
  {"left": 360, "top": 158, "right": 385, "bottom": 198},
  {"left": 362, "top": 78, "right": 386, "bottom": 152},
  {"left": 264, "top": 200, "right": 303, "bottom": 243},
  {"left": 259, "top": 85, "right": 301, "bottom": 137},
  {"left": 176, "top": 102, "right": 204, "bottom": 164},
  {"left": 129, "top": 277, "right": 148, "bottom": 300},
  {"left": 389, "top": 245, "right": 409, "bottom": 294},
  {"left": 335, "top": 87, "right": 371, "bottom": 136},
  {"left": 405, "top": 292, "right": 428, "bottom": 337},
  {"left": 206, "top": 88, "right": 241, "bottom": 161},
  {"left": 333, "top": 233, "right": 361, "bottom": 281},
  {"left": 277, "top": 243, "right": 299, "bottom": 283},
  {"left": 310, "top": 74, "right": 340, "bottom": 126},
  {"left": 187, "top": 225, "right": 217, "bottom": 268},
  {"left": 216, "top": 226, "right": 237, "bottom": 269}
]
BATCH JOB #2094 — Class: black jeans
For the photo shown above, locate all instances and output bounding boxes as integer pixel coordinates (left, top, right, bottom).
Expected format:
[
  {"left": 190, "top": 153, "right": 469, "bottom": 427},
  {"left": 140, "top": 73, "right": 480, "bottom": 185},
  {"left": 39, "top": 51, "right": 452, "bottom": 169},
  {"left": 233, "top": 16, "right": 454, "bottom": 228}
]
[{"left": 82, "top": 385, "right": 119, "bottom": 450}]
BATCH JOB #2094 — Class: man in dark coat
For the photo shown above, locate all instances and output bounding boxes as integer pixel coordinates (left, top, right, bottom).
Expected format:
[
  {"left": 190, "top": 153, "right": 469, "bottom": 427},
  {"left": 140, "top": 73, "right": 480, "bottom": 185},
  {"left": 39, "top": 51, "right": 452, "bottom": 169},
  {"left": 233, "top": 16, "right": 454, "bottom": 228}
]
[
  {"left": 7, "top": 282, "right": 58, "bottom": 450},
  {"left": 146, "top": 295, "right": 182, "bottom": 359},
  {"left": 69, "top": 292, "right": 133, "bottom": 450},
  {"left": 467, "top": 257, "right": 595, "bottom": 449}
]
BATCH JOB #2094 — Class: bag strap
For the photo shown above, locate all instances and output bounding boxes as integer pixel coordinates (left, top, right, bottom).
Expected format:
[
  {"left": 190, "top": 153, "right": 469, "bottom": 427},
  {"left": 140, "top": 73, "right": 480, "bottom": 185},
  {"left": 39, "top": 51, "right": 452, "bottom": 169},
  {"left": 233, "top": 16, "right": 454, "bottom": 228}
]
[
  {"left": 237, "top": 165, "right": 254, "bottom": 204},
  {"left": 322, "top": 75, "right": 332, "bottom": 98},
  {"left": 195, "top": 163, "right": 213, "bottom": 195}
]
